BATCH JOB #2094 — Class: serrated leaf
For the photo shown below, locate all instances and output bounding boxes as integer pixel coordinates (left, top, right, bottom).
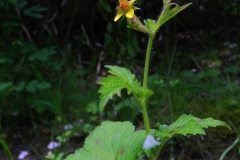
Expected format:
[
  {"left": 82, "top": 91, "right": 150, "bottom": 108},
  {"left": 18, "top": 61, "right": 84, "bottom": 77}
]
[
  {"left": 197, "top": 117, "right": 231, "bottom": 129},
  {"left": 156, "top": 114, "right": 230, "bottom": 139},
  {"left": 169, "top": 120, "right": 205, "bottom": 136},
  {"left": 137, "top": 87, "right": 154, "bottom": 100},
  {"left": 156, "top": 124, "right": 171, "bottom": 138},
  {"left": 105, "top": 65, "right": 140, "bottom": 91},
  {"left": 157, "top": 2, "right": 192, "bottom": 27},
  {"left": 98, "top": 65, "right": 152, "bottom": 112},
  {"left": 98, "top": 75, "right": 135, "bottom": 112},
  {"left": 64, "top": 121, "right": 146, "bottom": 160},
  {"left": 169, "top": 114, "right": 197, "bottom": 130}
]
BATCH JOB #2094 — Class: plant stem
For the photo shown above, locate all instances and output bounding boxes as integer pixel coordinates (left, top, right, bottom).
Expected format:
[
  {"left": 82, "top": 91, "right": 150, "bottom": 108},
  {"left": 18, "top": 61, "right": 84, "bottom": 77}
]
[
  {"left": 0, "top": 122, "right": 14, "bottom": 160},
  {"left": 141, "top": 100, "right": 150, "bottom": 134},
  {"left": 143, "top": 34, "right": 154, "bottom": 89},
  {"left": 152, "top": 139, "right": 168, "bottom": 159},
  {"left": 141, "top": 34, "right": 155, "bottom": 135}
]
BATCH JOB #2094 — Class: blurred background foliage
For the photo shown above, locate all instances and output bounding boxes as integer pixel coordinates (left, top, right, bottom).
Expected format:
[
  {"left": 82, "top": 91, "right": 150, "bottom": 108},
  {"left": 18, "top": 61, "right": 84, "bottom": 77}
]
[{"left": 0, "top": 0, "right": 240, "bottom": 159}]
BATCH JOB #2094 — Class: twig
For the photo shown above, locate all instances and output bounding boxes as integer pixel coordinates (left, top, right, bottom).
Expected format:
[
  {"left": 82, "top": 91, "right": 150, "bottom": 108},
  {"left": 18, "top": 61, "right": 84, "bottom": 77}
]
[
  {"left": 96, "top": 51, "right": 104, "bottom": 81},
  {"left": 65, "top": 0, "right": 82, "bottom": 41},
  {"left": 219, "top": 138, "right": 239, "bottom": 160},
  {"left": 15, "top": 4, "right": 32, "bottom": 41}
]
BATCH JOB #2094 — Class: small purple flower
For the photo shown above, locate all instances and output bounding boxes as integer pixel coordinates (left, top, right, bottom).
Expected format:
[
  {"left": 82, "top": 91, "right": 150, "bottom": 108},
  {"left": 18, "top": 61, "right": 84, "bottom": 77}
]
[
  {"left": 47, "top": 141, "right": 61, "bottom": 150},
  {"left": 64, "top": 124, "right": 73, "bottom": 130},
  {"left": 18, "top": 151, "right": 29, "bottom": 160}
]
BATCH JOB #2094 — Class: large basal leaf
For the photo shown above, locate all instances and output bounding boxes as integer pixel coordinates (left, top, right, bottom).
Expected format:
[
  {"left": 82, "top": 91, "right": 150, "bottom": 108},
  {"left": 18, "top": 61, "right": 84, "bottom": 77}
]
[
  {"left": 64, "top": 121, "right": 146, "bottom": 160},
  {"left": 98, "top": 65, "right": 153, "bottom": 112},
  {"left": 156, "top": 114, "right": 230, "bottom": 139}
]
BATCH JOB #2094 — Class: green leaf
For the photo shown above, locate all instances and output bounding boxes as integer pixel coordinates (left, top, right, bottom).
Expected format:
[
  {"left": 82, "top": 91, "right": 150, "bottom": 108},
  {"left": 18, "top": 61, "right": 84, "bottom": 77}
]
[
  {"left": 23, "top": 5, "right": 48, "bottom": 18},
  {"left": 104, "top": 33, "right": 114, "bottom": 49},
  {"left": 157, "top": 2, "right": 192, "bottom": 28},
  {"left": 156, "top": 124, "right": 171, "bottom": 138},
  {"left": 15, "top": 81, "right": 26, "bottom": 92},
  {"left": 8, "top": 0, "right": 17, "bottom": 4},
  {"left": 64, "top": 121, "right": 146, "bottom": 160},
  {"left": 114, "top": 97, "right": 140, "bottom": 121},
  {"left": 137, "top": 87, "right": 154, "bottom": 100},
  {"left": 204, "top": 69, "right": 220, "bottom": 77},
  {"left": 36, "top": 82, "right": 51, "bottom": 90},
  {"left": 28, "top": 46, "right": 56, "bottom": 61},
  {"left": 197, "top": 117, "right": 231, "bottom": 129},
  {"left": 0, "top": 56, "right": 7, "bottom": 64},
  {"left": 98, "top": 65, "right": 149, "bottom": 112},
  {"left": 18, "top": 0, "right": 27, "bottom": 8},
  {"left": 156, "top": 114, "right": 230, "bottom": 139},
  {"left": 86, "top": 101, "right": 99, "bottom": 114},
  {"left": 56, "top": 130, "right": 73, "bottom": 143},
  {"left": 0, "top": 82, "right": 12, "bottom": 91},
  {"left": 99, "top": 0, "right": 112, "bottom": 13},
  {"left": 144, "top": 19, "right": 158, "bottom": 31},
  {"left": 26, "top": 80, "right": 39, "bottom": 92}
]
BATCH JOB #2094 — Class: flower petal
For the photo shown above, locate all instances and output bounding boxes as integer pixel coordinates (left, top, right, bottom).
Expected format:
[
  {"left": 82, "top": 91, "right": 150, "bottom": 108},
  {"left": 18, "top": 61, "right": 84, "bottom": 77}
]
[
  {"left": 18, "top": 151, "right": 29, "bottom": 160},
  {"left": 47, "top": 141, "right": 61, "bottom": 150},
  {"left": 130, "top": 0, "right": 136, "bottom": 5},
  {"left": 143, "top": 135, "right": 161, "bottom": 149},
  {"left": 133, "top": 6, "right": 140, "bottom": 10},
  {"left": 126, "top": 9, "right": 134, "bottom": 18},
  {"left": 114, "top": 12, "right": 124, "bottom": 22}
]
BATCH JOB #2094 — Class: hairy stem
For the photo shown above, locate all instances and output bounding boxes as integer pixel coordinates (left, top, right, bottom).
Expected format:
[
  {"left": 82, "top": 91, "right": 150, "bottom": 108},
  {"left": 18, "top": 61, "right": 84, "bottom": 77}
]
[
  {"left": 143, "top": 34, "right": 154, "bottom": 89},
  {"left": 142, "top": 34, "right": 155, "bottom": 135}
]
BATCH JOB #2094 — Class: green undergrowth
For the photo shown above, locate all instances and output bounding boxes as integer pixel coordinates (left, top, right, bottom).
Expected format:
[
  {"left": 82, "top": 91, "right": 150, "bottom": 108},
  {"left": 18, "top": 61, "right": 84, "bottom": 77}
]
[
  {"left": 0, "top": 0, "right": 239, "bottom": 159},
  {"left": 1, "top": 64, "right": 239, "bottom": 159},
  {"left": 102, "top": 65, "right": 240, "bottom": 123}
]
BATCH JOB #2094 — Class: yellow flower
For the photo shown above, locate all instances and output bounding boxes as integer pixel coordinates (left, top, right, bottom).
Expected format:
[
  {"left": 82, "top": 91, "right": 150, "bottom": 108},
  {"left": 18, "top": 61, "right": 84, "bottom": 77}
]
[{"left": 114, "top": 0, "right": 138, "bottom": 22}]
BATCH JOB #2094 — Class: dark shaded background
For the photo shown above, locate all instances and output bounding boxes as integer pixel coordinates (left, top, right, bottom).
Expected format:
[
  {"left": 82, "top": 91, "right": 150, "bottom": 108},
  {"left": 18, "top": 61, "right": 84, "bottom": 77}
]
[{"left": 0, "top": 0, "right": 240, "bottom": 159}]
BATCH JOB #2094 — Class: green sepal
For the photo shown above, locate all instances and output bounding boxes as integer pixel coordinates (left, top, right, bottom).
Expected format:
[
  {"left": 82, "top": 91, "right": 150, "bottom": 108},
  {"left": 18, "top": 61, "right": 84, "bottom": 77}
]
[
  {"left": 156, "top": 114, "right": 230, "bottom": 139},
  {"left": 143, "top": 148, "right": 151, "bottom": 157},
  {"left": 143, "top": 19, "right": 158, "bottom": 31},
  {"left": 126, "top": 25, "right": 132, "bottom": 29}
]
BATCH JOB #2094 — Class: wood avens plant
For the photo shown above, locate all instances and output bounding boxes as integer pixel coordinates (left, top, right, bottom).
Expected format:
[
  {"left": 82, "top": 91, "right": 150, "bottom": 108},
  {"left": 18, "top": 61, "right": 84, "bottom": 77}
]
[{"left": 65, "top": 0, "right": 230, "bottom": 159}]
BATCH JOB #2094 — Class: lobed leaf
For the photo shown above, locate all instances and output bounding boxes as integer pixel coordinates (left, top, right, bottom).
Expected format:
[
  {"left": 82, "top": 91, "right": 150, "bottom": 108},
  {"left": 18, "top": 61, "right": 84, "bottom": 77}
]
[
  {"left": 196, "top": 117, "right": 231, "bottom": 129},
  {"left": 157, "top": 2, "right": 192, "bottom": 28},
  {"left": 156, "top": 114, "right": 230, "bottom": 139},
  {"left": 64, "top": 121, "right": 146, "bottom": 160},
  {"left": 98, "top": 65, "right": 153, "bottom": 112},
  {"left": 137, "top": 87, "right": 154, "bottom": 100}
]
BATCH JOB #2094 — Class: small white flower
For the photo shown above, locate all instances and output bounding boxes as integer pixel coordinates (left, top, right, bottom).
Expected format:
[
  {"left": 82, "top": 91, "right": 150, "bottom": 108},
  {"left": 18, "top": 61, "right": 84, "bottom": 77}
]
[
  {"left": 64, "top": 124, "right": 73, "bottom": 130},
  {"left": 18, "top": 151, "right": 29, "bottom": 160},
  {"left": 47, "top": 141, "right": 61, "bottom": 150},
  {"left": 143, "top": 135, "right": 161, "bottom": 149},
  {"left": 78, "top": 119, "right": 84, "bottom": 123}
]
